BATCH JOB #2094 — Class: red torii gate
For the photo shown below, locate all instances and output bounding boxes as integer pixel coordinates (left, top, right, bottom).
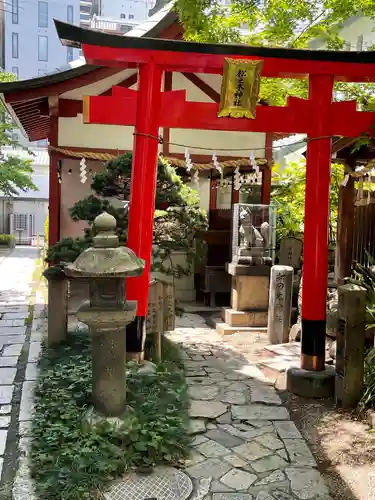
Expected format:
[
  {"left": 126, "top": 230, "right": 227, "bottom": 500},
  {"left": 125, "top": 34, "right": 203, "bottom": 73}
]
[{"left": 55, "top": 19, "right": 375, "bottom": 375}]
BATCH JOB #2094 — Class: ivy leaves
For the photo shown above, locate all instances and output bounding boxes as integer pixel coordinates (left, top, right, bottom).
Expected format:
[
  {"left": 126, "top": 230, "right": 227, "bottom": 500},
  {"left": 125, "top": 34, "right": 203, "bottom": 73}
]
[{"left": 31, "top": 332, "right": 190, "bottom": 500}]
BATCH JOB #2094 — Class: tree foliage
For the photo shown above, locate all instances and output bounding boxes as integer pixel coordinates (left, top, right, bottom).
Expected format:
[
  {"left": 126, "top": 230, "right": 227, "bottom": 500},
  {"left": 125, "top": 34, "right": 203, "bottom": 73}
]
[
  {"left": 272, "top": 161, "right": 344, "bottom": 245},
  {"left": 177, "top": 0, "right": 375, "bottom": 47},
  {"left": 176, "top": 0, "right": 375, "bottom": 108},
  {"left": 47, "top": 154, "right": 208, "bottom": 278},
  {"left": 0, "top": 71, "right": 37, "bottom": 196}
]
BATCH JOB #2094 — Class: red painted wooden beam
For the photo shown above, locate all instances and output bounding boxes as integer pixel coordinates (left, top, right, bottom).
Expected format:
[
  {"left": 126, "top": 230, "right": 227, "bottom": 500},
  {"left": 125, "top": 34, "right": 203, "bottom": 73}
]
[
  {"left": 59, "top": 99, "right": 83, "bottom": 117},
  {"left": 82, "top": 44, "right": 375, "bottom": 82},
  {"left": 84, "top": 90, "right": 375, "bottom": 137}
]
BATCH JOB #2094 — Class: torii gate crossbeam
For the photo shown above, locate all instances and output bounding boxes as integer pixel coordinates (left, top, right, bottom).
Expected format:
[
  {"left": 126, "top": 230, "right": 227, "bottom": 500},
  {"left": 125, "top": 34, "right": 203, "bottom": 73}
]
[{"left": 54, "top": 19, "right": 375, "bottom": 376}]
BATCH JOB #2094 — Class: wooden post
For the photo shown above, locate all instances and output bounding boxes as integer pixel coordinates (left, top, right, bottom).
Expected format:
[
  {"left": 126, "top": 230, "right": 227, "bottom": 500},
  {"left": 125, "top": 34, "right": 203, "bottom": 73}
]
[
  {"left": 209, "top": 173, "right": 217, "bottom": 210},
  {"left": 126, "top": 62, "right": 163, "bottom": 359},
  {"left": 262, "top": 132, "right": 273, "bottom": 204},
  {"left": 335, "top": 172, "right": 355, "bottom": 286},
  {"left": 48, "top": 116, "right": 61, "bottom": 247},
  {"left": 301, "top": 74, "right": 334, "bottom": 372}
]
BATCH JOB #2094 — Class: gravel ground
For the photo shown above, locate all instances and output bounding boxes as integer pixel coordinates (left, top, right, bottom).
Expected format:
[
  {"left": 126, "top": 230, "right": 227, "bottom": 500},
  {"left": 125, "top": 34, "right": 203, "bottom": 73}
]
[
  {"left": 278, "top": 376, "right": 375, "bottom": 500},
  {"left": 216, "top": 326, "right": 375, "bottom": 500}
]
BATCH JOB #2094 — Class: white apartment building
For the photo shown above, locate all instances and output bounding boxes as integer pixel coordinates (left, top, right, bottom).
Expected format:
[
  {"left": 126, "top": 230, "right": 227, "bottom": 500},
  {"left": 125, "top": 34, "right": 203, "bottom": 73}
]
[
  {"left": 91, "top": 0, "right": 156, "bottom": 23},
  {"left": 4, "top": 0, "right": 81, "bottom": 81}
]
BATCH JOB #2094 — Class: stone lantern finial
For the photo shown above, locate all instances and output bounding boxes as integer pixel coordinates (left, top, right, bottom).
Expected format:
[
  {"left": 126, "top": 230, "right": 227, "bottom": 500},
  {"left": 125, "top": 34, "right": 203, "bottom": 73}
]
[{"left": 93, "top": 211, "right": 118, "bottom": 248}]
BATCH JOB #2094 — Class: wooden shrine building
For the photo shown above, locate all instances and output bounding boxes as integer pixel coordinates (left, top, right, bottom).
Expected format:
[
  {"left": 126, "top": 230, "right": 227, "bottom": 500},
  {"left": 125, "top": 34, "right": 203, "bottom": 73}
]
[{"left": 2, "top": 6, "right": 375, "bottom": 377}]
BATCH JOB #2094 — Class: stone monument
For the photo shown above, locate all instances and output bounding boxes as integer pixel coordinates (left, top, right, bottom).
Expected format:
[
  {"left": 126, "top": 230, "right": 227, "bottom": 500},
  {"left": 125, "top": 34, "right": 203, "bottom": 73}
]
[
  {"left": 335, "top": 283, "right": 366, "bottom": 409},
  {"left": 215, "top": 204, "right": 276, "bottom": 335},
  {"left": 279, "top": 237, "right": 303, "bottom": 269},
  {"left": 65, "top": 211, "right": 145, "bottom": 417},
  {"left": 268, "top": 265, "right": 293, "bottom": 344}
]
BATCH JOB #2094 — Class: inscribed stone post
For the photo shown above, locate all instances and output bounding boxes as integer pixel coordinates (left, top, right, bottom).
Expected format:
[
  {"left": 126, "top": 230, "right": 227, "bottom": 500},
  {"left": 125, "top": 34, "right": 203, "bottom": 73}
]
[
  {"left": 279, "top": 237, "right": 303, "bottom": 269},
  {"left": 335, "top": 283, "right": 366, "bottom": 409},
  {"left": 268, "top": 265, "right": 293, "bottom": 344}
]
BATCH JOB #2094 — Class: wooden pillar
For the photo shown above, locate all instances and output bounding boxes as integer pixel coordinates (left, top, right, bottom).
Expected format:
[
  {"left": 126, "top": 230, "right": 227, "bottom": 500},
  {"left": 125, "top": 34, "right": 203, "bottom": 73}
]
[
  {"left": 261, "top": 132, "right": 273, "bottom": 204},
  {"left": 48, "top": 115, "right": 61, "bottom": 247},
  {"left": 126, "top": 62, "right": 163, "bottom": 358},
  {"left": 301, "top": 74, "right": 334, "bottom": 372},
  {"left": 209, "top": 173, "right": 217, "bottom": 210},
  {"left": 162, "top": 72, "right": 172, "bottom": 156},
  {"left": 231, "top": 172, "right": 239, "bottom": 204},
  {"left": 335, "top": 171, "right": 355, "bottom": 286}
]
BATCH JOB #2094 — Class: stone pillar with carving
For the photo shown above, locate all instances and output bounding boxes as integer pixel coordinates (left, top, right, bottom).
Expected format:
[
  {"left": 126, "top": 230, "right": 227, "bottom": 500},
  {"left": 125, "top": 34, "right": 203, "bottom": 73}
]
[
  {"left": 267, "top": 265, "right": 293, "bottom": 344},
  {"left": 65, "top": 212, "right": 145, "bottom": 417},
  {"left": 335, "top": 283, "right": 366, "bottom": 408}
]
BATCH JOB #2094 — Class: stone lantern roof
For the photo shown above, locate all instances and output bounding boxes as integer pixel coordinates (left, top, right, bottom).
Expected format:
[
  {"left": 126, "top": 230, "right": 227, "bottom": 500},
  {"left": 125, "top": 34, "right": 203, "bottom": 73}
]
[{"left": 65, "top": 212, "right": 145, "bottom": 279}]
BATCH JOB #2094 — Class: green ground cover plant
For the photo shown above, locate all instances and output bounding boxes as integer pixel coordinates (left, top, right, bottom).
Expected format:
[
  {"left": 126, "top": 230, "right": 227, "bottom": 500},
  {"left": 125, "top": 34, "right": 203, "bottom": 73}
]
[{"left": 30, "top": 330, "right": 190, "bottom": 500}]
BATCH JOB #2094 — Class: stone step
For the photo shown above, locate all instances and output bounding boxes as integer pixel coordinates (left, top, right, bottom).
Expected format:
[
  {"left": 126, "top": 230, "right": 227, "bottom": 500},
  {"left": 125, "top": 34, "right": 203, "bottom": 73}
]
[
  {"left": 208, "top": 315, "right": 268, "bottom": 336},
  {"left": 221, "top": 307, "right": 268, "bottom": 327}
]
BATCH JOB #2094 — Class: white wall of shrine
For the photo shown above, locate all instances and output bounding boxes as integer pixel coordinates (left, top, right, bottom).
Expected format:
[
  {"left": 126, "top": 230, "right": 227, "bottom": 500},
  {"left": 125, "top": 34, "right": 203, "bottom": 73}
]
[
  {"left": 58, "top": 117, "right": 266, "bottom": 158},
  {"left": 57, "top": 70, "right": 266, "bottom": 158},
  {"left": 55, "top": 67, "right": 267, "bottom": 239},
  {"left": 60, "top": 160, "right": 213, "bottom": 239},
  {"left": 60, "top": 159, "right": 103, "bottom": 240}
]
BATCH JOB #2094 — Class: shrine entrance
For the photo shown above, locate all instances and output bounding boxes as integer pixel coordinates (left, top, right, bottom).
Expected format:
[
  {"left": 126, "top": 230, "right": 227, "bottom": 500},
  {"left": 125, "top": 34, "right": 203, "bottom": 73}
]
[{"left": 53, "top": 19, "right": 375, "bottom": 376}]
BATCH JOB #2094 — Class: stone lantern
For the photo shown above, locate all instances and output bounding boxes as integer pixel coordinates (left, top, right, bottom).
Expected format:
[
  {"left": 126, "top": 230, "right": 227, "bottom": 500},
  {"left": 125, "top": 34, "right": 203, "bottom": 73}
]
[{"left": 65, "top": 211, "right": 145, "bottom": 417}]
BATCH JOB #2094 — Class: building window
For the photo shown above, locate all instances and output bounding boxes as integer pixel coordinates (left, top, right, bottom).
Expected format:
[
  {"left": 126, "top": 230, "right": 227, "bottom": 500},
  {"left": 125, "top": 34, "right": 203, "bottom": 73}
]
[
  {"left": 12, "top": 33, "right": 18, "bottom": 59},
  {"left": 129, "top": 14, "right": 134, "bottom": 19},
  {"left": 67, "top": 47, "right": 74, "bottom": 63},
  {"left": 12, "top": 0, "right": 18, "bottom": 24},
  {"left": 38, "top": 35, "right": 48, "bottom": 61},
  {"left": 11, "top": 66, "right": 18, "bottom": 78},
  {"left": 120, "top": 13, "right": 126, "bottom": 18},
  {"left": 14, "top": 213, "right": 28, "bottom": 231},
  {"left": 67, "top": 5, "right": 74, "bottom": 23},
  {"left": 38, "top": 1, "right": 48, "bottom": 28}
]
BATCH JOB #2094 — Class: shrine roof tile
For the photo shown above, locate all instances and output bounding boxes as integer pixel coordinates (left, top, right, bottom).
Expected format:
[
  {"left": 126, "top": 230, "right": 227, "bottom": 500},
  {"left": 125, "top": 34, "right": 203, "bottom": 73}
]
[{"left": 54, "top": 19, "right": 375, "bottom": 64}]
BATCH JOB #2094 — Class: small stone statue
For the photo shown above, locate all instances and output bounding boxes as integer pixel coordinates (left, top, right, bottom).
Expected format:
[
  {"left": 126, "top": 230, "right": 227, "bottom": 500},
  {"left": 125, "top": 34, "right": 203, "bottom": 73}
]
[
  {"left": 235, "top": 208, "right": 272, "bottom": 266},
  {"left": 260, "top": 221, "right": 271, "bottom": 249},
  {"left": 239, "top": 208, "right": 263, "bottom": 250}
]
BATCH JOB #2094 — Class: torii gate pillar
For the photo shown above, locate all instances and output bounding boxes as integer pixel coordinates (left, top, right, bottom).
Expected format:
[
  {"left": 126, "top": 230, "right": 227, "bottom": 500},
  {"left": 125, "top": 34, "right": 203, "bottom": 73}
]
[
  {"left": 125, "top": 62, "right": 163, "bottom": 360},
  {"left": 287, "top": 74, "right": 336, "bottom": 397}
]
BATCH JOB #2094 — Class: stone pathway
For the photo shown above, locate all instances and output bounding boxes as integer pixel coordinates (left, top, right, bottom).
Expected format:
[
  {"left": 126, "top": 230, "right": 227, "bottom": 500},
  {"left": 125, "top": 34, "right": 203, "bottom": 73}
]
[
  {"left": 167, "top": 313, "right": 333, "bottom": 500},
  {"left": 0, "top": 247, "right": 43, "bottom": 500}
]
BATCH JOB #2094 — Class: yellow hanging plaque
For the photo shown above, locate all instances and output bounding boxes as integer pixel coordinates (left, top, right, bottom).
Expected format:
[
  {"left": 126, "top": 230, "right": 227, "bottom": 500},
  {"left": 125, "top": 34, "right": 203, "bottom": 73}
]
[{"left": 218, "top": 58, "right": 264, "bottom": 119}]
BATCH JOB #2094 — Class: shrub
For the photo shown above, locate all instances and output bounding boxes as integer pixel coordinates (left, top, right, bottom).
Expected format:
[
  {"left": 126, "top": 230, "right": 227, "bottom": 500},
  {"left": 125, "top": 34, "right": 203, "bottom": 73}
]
[
  {"left": 46, "top": 154, "right": 207, "bottom": 280},
  {"left": 361, "top": 348, "right": 375, "bottom": 410},
  {"left": 0, "top": 234, "right": 15, "bottom": 247}
]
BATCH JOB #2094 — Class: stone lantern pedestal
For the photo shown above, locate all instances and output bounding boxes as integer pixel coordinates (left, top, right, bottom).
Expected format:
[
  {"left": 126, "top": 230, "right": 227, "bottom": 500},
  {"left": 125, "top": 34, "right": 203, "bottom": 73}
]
[{"left": 65, "top": 212, "right": 145, "bottom": 417}]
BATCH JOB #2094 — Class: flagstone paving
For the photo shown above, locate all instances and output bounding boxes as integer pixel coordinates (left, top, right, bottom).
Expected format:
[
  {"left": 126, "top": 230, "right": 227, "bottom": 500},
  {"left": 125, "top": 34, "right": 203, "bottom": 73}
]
[
  {"left": 0, "top": 247, "right": 43, "bottom": 500},
  {"left": 167, "top": 314, "right": 333, "bottom": 500},
  {"left": 0, "top": 246, "right": 334, "bottom": 500}
]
